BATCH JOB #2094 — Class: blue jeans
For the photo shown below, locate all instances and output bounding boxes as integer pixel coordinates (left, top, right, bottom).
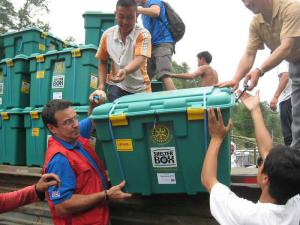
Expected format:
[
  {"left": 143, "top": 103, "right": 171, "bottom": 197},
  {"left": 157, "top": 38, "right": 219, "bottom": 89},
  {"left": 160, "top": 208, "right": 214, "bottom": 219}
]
[
  {"left": 279, "top": 98, "right": 292, "bottom": 146},
  {"left": 108, "top": 85, "right": 132, "bottom": 102}
]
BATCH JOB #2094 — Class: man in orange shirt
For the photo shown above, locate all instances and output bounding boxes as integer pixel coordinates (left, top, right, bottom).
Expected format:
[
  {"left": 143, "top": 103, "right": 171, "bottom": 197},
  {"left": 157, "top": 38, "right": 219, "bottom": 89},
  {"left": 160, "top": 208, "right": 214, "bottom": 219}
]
[{"left": 96, "top": 0, "right": 152, "bottom": 102}]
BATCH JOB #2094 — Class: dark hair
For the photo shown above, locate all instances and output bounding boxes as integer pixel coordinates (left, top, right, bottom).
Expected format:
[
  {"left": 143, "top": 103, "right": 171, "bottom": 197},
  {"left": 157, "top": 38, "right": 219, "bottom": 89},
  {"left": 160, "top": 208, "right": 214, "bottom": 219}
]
[
  {"left": 116, "top": 0, "right": 137, "bottom": 8},
  {"left": 197, "top": 51, "right": 212, "bottom": 64},
  {"left": 262, "top": 145, "right": 300, "bottom": 204},
  {"left": 42, "top": 99, "right": 72, "bottom": 127}
]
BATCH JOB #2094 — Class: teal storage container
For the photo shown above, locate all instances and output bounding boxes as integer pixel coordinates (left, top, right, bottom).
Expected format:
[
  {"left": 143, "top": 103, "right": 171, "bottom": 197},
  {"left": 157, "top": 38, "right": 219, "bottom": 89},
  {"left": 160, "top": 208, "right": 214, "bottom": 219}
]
[
  {"left": 0, "top": 108, "right": 26, "bottom": 165},
  {"left": 24, "top": 106, "right": 91, "bottom": 167},
  {"left": 2, "top": 27, "right": 66, "bottom": 58},
  {"left": 151, "top": 80, "right": 164, "bottom": 92},
  {"left": 29, "top": 50, "right": 58, "bottom": 107},
  {"left": 0, "top": 36, "right": 3, "bottom": 60},
  {"left": 0, "top": 55, "right": 30, "bottom": 109},
  {"left": 29, "top": 45, "right": 99, "bottom": 107},
  {"left": 91, "top": 87, "right": 235, "bottom": 195},
  {"left": 83, "top": 12, "right": 115, "bottom": 46}
]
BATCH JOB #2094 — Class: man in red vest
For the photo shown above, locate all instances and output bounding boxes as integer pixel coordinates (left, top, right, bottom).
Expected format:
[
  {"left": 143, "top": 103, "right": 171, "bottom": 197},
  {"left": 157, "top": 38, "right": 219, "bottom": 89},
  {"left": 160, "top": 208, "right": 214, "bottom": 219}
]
[{"left": 42, "top": 99, "right": 131, "bottom": 225}]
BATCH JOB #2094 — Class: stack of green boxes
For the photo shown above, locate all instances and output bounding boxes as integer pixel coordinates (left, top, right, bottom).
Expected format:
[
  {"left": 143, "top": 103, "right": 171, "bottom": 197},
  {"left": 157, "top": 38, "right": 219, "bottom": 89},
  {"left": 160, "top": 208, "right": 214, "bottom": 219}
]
[
  {"left": 91, "top": 87, "right": 235, "bottom": 195},
  {"left": 0, "top": 27, "right": 96, "bottom": 166}
]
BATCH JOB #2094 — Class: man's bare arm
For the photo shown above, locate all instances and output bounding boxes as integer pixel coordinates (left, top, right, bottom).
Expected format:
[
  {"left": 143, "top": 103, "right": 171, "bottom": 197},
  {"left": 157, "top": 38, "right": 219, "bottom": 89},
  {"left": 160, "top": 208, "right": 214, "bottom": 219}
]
[
  {"left": 98, "top": 60, "right": 108, "bottom": 91},
  {"left": 270, "top": 72, "right": 289, "bottom": 111},
  {"left": 240, "top": 92, "right": 272, "bottom": 159},
  {"left": 171, "top": 67, "right": 205, "bottom": 79},
  {"left": 137, "top": 5, "right": 160, "bottom": 17}
]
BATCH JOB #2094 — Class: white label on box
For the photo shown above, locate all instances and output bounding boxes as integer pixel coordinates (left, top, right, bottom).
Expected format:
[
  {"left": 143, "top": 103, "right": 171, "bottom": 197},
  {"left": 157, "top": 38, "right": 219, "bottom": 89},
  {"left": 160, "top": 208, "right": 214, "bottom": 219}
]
[
  {"left": 52, "top": 75, "right": 65, "bottom": 89},
  {"left": 0, "top": 83, "right": 3, "bottom": 95},
  {"left": 53, "top": 92, "right": 62, "bottom": 100},
  {"left": 0, "top": 97, "right": 2, "bottom": 105},
  {"left": 151, "top": 147, "right": 177, "bottom": 168},
  {"left": 157, "top": 173, "right": 176, "bottom": 184}
]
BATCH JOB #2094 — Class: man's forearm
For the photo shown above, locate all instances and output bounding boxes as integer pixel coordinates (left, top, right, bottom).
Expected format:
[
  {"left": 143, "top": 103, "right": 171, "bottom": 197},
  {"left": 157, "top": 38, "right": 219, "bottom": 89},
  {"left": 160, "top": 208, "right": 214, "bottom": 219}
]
[
  {"left": 137, "top": 6, "right": 160, "bottom": 17},
  {"left": 55, "top": 192, "right": 106, "bottom": 216},
  {"left": 123, "top": 55, "right": 146, "bottom": 74},
  {"left": 251, "top": 107, "right": 273, "bottom": 158},
  {"left": 98, "top": 62, "right": 108, "bottom": 90},
  {"left": 233, "top": 50, "right": 256, "bottom": 82},
  {"left": 260, "top": 39, "right": 295, "bottom": 73},
  {"left": 272, "top": 73, "right": 289, "bottom": 99},
  {"left": 201, "top": 138, "right": 223, "bottom": 193},
  {"left": 171, "top": 73, "right": 196, "bottom": 79}
]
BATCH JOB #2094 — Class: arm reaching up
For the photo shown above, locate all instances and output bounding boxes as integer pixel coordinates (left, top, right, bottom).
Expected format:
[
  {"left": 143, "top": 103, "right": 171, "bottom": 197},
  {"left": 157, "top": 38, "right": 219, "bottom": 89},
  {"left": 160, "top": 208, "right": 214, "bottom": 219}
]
[
  {"left": 201, "top": 108, "right": 232, "bottom": 193},
  {"left": 239, "top": 91, "right": 272, "bottom": 159}
]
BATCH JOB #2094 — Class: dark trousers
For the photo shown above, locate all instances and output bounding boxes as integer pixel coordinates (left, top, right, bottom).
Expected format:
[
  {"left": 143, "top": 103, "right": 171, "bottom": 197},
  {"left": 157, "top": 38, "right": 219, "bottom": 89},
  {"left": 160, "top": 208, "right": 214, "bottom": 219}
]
[
  {"left": 108, "top": 85, "right": 132, "bottom": 102},
  {"left": 279, "top": 98, "right": 293, "bottom": 146}
]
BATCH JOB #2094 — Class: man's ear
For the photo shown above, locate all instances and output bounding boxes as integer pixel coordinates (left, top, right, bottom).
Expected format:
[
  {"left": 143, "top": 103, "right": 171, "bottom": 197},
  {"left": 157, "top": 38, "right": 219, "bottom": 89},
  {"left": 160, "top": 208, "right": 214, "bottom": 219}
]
[
  {"left": 261, "top": 173, "right": 270, "bottom": 185},
  {"left": 47, "top": 124, "right": 57, "bottom": 134}
]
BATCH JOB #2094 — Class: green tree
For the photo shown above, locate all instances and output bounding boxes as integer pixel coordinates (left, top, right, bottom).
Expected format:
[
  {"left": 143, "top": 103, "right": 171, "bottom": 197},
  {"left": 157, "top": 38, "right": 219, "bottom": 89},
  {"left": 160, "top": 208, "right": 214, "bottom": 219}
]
[{"left": 0, "top": 0, "right": 50, "bottom": 33}]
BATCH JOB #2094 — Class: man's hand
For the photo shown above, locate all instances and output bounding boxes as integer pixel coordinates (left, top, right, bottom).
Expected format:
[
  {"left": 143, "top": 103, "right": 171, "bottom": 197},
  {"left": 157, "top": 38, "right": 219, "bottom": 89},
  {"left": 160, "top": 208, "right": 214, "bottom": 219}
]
[
  {"left": 238, "top": 90, "right": 260, "bottom": 112},
  {"left": 208, "top": 107, "right": 232, "bottom": 140},
  {"left": 110, "top": 69, "right": 127, "bottom": 83},
  {"left": 36, "top": 173, "right": 61, "bottom": 192},
  {"left": 270, "top": 97, "right": 278, "bottom": 111},
  {"left": 215, "top": 79, "right": 239, "bottom": 91},
  {"left": 243, "top": 68, "right": 261, "bottom": 91},
  {"left": 107, "top": 181, "right": 132, "bottom": 200},
  {"left": 89, "top": 90, "right": 107, "bottom": 105}
]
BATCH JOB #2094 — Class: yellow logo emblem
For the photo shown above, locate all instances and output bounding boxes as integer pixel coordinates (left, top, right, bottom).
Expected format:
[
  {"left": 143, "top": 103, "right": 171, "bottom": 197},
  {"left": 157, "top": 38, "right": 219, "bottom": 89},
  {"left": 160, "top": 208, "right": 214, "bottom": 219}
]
[{"left": 151, "top": 124, "right": 172, "bottom": 144}]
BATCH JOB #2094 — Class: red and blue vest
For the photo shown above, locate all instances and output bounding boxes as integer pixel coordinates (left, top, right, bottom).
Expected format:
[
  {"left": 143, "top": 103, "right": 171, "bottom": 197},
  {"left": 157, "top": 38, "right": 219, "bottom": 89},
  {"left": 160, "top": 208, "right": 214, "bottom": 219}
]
[{"left": 43, "top": 136, "right": 110, "bottom": 225}]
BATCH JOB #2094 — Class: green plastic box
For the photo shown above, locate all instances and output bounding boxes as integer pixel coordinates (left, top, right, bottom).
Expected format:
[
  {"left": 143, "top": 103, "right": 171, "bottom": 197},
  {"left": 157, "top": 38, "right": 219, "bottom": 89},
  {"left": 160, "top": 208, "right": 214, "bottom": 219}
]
[
  {"left": 0, "top": 36, "right": 3, "bottom": 60},
  {"left": 29, "top": 45, "right": 99, "bottom": 107},
  {"left": 0, "top": 55, "right": 30, "bottom": 109},
  {"left": 1, "top": 27, "right": 66, "bottom": 58},
  {"left": 91, "top": 87, "right": 235, "bottom": 195},
  {"left": 23, "top": 106, "right": 94, "bottom": 167},
  {"left": 0, "top": 108, "right": 26, "bottom": 165},
  {"left": 29, "top": 50, "right": 58, "bottom": 107},
  {"left": 83, "top": 12, "right": 115, "bottom": 46}
]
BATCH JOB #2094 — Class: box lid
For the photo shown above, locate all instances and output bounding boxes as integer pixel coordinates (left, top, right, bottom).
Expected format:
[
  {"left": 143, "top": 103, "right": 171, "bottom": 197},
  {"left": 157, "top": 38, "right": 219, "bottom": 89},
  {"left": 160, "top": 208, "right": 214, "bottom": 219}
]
[{"left": 91, "top": 87, "right": 235, "bottom": 119}]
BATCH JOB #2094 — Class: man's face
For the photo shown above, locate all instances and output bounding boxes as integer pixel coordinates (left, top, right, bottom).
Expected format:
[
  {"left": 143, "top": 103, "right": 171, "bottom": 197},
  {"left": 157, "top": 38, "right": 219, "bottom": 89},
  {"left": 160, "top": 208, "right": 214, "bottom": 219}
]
[
  {"left": 241, "top": 0, "right": 261, "bottom": 14},
  {"left": 116, "top": 6, "right": 137, "bottom": 35},
  {"left": 48, "top": 107, "right": 80, "bottom": 143}
]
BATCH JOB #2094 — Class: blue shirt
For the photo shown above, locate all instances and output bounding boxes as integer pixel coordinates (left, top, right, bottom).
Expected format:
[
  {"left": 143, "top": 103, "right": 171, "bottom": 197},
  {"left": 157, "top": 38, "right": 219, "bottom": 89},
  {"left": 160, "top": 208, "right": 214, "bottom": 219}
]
[
  {"left": 46, "top": 118, "right": 107, "bottom": 205},
  {"left": 142, "top": 0, "right": 174, "bottom": 45}
]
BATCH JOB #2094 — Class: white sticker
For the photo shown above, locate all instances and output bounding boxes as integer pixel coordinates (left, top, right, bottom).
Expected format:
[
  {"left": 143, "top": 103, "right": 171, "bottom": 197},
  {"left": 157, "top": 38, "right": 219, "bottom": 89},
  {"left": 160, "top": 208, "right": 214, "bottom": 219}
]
[
  {"left": 151, "top": 147, "right": 177, "bottom": 168},
  {"left": 52, "top": 75, "right": 65, "bottom": 89},
  {"left": 53, "top": 92, "right": 62, "bottom": 100},
  {"left": 0, "top": 83, "right": 3, "bottom": 95},
  {"left": 89, "top": 136, "right": 97, "bottom": 150},
  {"left": 0, "top": 97, "right": 2, "bottom": 105},
  {"left": 157, "top": 173, "right": 176, "bottom": 184}
]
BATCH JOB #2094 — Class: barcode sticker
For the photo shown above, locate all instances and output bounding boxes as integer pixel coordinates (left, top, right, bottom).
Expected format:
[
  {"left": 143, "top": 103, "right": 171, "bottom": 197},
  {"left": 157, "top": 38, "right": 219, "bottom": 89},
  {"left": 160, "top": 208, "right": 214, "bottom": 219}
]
[{"left": 52, "top": 75, "right": 65, "bottom": 89}]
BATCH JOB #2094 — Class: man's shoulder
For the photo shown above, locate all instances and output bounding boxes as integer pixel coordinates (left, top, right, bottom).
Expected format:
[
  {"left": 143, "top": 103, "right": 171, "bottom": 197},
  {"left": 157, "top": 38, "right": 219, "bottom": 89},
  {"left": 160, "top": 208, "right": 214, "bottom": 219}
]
[
  {"left": 135, "top": 24, "right": 151, "bottom": 36},
  {"left": 102, "top": 26, "right": 117, "bottom": 38}
]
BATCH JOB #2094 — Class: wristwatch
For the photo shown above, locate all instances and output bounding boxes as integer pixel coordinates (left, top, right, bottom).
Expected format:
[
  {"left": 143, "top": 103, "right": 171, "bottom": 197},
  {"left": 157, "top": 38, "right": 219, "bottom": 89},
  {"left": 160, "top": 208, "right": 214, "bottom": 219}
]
[{"left": 256, "top": 67, "right": 265, "bottom": 77}]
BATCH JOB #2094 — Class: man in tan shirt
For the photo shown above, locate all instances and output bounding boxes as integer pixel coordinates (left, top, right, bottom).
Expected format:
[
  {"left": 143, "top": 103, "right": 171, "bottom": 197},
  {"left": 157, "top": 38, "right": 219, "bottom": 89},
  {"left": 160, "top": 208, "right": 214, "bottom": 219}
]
[
  {"left": 171, "top": 51, "right": 219, "bottom": 87},
  {"left": 218, "top": 0, "right": 300, "bottom": 150}
]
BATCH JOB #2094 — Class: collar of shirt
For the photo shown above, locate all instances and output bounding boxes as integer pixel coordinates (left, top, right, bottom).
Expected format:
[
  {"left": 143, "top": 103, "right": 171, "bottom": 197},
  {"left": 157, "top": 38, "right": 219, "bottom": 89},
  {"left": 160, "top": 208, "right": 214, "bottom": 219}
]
[
  {"left": 113, "top": 24, "right": 137, "bottom": 42},
  {"left": 257, "top": 0, "right": 280, "bottom": 24},
  {"left": 53, "top": 136, "right": 81, "bottom": 150}
]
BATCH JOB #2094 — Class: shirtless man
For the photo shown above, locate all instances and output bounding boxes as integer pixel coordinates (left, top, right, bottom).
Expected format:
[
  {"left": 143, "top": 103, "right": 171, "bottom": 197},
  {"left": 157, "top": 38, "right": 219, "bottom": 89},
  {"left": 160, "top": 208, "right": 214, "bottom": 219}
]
[{"left": 171, "top": 51, "right": 218, "bottom": 87}]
